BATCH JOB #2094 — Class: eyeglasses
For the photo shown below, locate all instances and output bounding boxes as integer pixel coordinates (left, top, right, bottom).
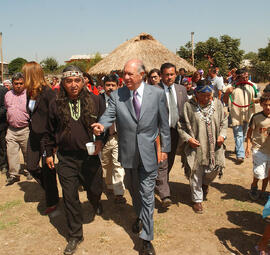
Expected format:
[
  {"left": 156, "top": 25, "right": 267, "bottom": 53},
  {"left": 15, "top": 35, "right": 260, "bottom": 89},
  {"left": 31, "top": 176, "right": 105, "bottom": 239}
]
[
  {"left": 13, "top": 82, "right": 24, "bottom": 85},
  {"left": 150, "top": 76, "right": 159, "bottom": 79},
  {"left": 65, "top": 78, "right": 82, "bottom": 84}
]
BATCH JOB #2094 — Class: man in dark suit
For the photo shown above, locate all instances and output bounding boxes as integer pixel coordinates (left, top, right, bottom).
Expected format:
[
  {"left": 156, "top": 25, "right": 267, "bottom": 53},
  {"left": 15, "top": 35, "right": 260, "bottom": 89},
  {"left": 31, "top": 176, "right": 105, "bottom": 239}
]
[
  {"left": 155, "top": 63, "right": 188, "bottom": 208},
  {"left": 92, "top": 59, "right": 171, "bottom": 255}
]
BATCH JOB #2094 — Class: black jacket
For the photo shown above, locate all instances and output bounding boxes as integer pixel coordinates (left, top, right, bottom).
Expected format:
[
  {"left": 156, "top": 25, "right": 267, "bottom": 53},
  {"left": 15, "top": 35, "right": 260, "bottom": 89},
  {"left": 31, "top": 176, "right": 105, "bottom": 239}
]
[
  {"left": 27, "top": 86, "right": 55, "bottom": 135},
  {"left": 0, "top": 86, "right": 8, "bottom": 131}
]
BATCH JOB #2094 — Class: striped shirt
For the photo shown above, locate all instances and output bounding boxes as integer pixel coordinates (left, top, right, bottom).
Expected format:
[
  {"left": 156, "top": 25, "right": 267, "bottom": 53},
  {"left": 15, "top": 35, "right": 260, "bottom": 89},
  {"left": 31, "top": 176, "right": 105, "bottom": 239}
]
[{"left": 4, "top": 89, "right": 29, "bottom": 128}]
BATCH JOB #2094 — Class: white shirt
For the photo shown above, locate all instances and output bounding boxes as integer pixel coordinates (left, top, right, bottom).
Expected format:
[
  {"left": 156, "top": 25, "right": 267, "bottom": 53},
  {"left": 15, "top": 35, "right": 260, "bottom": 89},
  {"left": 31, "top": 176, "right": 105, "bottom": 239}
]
[
  {"left": 104, "top": 93, "right": 110, "bottom": 107},
  {"left": 28, "top": 99, "right": 36, "bottom": 113},
  {"left": 130, "top": 82, "right": 144, "bottom": 106},
  {"left": 163, "top": 83, "right": 178, "bottom": 127}
]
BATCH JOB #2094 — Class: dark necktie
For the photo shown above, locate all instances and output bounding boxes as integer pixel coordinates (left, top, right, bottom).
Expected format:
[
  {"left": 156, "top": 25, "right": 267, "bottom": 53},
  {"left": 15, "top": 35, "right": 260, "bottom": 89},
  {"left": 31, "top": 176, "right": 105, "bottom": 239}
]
[
  {"left": 133, "top": 90, "right": 141, "bottom": 120},
  {"left": 168, "top": 86, "right": 178, "bottom": 128}
]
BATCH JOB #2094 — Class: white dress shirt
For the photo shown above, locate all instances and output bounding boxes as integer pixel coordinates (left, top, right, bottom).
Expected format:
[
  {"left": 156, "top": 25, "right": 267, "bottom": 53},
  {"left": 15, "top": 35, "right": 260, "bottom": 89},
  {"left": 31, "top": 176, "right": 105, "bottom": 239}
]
[
  {"left": 130, "top": 82, "right": 145, "bottom": 106},
  {"left": 163, "top": 83, "right": 178, "bottom": 127}
]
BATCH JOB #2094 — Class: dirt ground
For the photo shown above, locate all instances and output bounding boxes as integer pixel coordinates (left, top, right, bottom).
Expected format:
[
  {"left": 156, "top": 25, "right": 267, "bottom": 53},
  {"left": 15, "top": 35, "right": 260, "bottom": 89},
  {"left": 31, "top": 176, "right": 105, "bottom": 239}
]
[{"left": 0, "top": 86, "right": 268, "bottom": 255}]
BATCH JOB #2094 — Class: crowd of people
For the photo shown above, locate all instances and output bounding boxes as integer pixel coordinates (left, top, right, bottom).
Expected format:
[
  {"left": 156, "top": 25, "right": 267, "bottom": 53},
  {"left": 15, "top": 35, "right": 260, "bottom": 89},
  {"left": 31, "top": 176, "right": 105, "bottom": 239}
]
[{"left": 0, "top": 59, "right": 270, "bottom": 255}]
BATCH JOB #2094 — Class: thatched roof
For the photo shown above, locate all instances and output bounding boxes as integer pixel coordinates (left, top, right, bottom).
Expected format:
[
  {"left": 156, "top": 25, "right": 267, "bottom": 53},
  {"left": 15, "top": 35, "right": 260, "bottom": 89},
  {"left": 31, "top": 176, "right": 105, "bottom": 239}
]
[{"left": 88, "top": 33, "right": 196, "bottom": 75}]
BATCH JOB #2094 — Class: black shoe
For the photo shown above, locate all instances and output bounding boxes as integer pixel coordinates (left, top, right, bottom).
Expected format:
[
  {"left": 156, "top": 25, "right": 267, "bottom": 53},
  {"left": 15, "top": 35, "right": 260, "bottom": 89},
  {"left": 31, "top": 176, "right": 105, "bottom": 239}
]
[
  {"left": 161, "top": 197, "right": 172, "bottom": 208},
  {"left": 6, "top": 176, "right": 20, "bottom": 186},
  {"left": 132, "top": 217, "right": 143, "bottom": 234},
  {"left": 94, "top": 202, "right": 103, "bottom": 216},
  {"left": 64, "top": 237, "right": 84, "bottom": 255},
  {"left": 141, "top": 240, "right": 156, "bottom": 255}
]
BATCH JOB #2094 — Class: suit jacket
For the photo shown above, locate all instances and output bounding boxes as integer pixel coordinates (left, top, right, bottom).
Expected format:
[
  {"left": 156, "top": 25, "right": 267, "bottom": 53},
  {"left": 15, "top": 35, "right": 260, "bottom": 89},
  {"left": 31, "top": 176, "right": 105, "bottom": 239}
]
[
  {"left": 0, "top": 86, "right": 8, "bottom": 131},
  {"left": 99, "top": 83, "right": 171, "bottom": 172},
  {"left": 27, "top": 86, "right": 55, "bottom": 135},
  {"left": 155, "top": 82, "right": 188, "bottom": 123}
]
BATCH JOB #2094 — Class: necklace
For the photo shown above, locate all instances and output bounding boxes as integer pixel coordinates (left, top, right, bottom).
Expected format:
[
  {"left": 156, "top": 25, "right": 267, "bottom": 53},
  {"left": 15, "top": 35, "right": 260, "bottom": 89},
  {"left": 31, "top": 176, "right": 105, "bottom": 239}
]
[
  {"left": 69, "top": 99, "right": 81, "bottom": 121},
  {"left": 196, "top": 100, "right": 215, "bottom": 124}
]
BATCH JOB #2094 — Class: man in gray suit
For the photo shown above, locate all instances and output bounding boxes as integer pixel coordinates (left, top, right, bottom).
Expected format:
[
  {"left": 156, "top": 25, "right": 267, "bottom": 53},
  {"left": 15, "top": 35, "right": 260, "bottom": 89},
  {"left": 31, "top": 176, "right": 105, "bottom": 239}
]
[
  {"left": 155, "top": 63, "right": 188, "bottom": 208},
  {"left": 92, "top": 59, "right": 170, "bottom": 255}
]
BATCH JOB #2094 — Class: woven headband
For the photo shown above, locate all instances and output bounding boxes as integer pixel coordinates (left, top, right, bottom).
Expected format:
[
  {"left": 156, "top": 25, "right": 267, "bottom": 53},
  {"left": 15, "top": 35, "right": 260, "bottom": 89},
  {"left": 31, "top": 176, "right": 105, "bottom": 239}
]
[
  {"left": 195, "top": 84, "right": 213, "bottom": 93},
  {"left": 62, "top": 71, "right": 83, "bottom": 79}
]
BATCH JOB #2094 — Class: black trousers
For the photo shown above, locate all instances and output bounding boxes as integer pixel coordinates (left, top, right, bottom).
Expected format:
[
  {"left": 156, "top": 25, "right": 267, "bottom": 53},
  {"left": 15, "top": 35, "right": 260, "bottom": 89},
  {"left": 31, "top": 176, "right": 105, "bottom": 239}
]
[
  {"left": 0, "top": 128, "right": 8, "bottom": 170},
  {"left": 26, "top": 131, "right": 59, "bottom": 207},
  {"left": 57, "top": 150, "right": 103, "bottom": 240},
  {"left": 156, "top": 127, "right": 179, "bottom": 199}
]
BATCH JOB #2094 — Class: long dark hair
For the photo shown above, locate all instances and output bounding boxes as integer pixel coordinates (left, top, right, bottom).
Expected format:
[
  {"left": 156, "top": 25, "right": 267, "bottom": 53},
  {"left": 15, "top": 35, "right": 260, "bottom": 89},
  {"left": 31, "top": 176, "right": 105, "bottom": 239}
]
[{"left": 56, "top": 65, "right": 97, "bottom": 137}]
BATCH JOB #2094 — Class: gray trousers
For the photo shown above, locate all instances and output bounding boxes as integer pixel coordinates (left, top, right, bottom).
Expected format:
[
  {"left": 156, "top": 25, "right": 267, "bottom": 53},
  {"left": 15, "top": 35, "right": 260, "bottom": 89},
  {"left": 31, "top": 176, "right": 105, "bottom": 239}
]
[
  {"left": 6, "top": 126, "right": 29, "bottom": 177},
  {"left": 190, "top": 166, "right": 219, "bottom": 203},
  {"left": 125, "top": 164, "right": 157, "bottom": 241}
]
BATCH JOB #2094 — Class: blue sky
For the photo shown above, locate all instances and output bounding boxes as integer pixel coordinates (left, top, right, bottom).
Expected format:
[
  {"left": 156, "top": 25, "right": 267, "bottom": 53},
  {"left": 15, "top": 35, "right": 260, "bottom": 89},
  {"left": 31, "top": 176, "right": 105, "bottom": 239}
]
[{"left": 0, "top": 0, "right": 269, "bottom": 64}]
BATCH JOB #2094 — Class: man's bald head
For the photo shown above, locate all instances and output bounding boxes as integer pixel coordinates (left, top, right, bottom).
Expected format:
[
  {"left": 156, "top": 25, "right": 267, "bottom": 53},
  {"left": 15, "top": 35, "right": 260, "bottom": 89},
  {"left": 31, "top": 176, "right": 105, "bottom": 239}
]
[{"left": 123, "top": 59, "right": 146, "bottom": 90}]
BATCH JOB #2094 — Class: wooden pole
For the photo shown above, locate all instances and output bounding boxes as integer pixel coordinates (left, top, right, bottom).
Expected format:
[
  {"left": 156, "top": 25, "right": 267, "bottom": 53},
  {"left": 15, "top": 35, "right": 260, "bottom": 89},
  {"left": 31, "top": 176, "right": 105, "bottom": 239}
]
[
  {"left": 191, "top": 32, "right": 194, "bottom": 67},
  {"left": 0, "top": 32, "right": 3, "bottom": 83}
]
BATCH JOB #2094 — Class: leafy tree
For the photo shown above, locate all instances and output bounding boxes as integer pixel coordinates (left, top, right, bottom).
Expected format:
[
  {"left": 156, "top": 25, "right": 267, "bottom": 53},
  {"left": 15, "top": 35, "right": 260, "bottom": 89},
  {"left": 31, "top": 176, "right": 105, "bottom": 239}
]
[
  {"left": 244, "top": 51, "right": 258, "bottom": 61},
  {"left": 8, "top": 57, "right": 27, "bottom": 74},
  {"left": 60, "top": 53, "right": 103, "bottom": 73},
  {"left": 258, "top": 40, "right": 270, "bottom": 62},
  {"left": 177, "top": 35, "right": 244, "bottom": 76},
  {"left": 40, "top": 57, "right": 59, "bottom": 73}
]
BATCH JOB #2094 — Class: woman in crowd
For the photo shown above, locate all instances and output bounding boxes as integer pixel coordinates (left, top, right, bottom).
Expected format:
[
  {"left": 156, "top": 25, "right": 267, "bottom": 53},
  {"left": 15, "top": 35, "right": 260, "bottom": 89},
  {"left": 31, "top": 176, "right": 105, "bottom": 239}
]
[
  {"left": 148, "top": 68, "right": 161, "bottom": 85},
  {"left": 83, "top": 72, "right": 99, "bottom": 95},
  {"left": 178, "top": 79, "right": 227, "bottom": 214},
  {"left": 192, "top": 71, "right": 201, "bottom": 88},
  {"left": 22, "top": 61, "right": 59, "bottom": 214}
]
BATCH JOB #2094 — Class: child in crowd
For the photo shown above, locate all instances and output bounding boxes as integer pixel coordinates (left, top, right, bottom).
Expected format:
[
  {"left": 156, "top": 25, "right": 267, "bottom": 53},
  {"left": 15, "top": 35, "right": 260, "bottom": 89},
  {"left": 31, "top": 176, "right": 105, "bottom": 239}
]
[
  {"left": 245, "top": 84, "right": 270, "bottom": 201},
  {"left": 182, "top": 77, "right": 194, "bottom": 100}
]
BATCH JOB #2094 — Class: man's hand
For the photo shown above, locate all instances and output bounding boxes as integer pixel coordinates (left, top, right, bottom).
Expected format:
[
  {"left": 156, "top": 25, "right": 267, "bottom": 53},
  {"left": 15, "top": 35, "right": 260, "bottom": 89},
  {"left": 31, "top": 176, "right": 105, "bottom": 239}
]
[
  {"left": 188, "top": 138, "right": 200, "bottom": 148},
  {"left": 93, "top": 140, "right": 103, "bottom": 155},
  {"left": 160, "top": 152, "right": 168, "bottom": 162},
  {"left": 46, "top": 156, "right": 55, "bottom": 169},
  {"left": 91, "top": 123, "right": 105, "bottom": 136},
  {"left": 217, "top": 136, "right": 225, "bottom": 147},
  {"left": 245, "top": 147, "right": 251, "bottom": 158}
]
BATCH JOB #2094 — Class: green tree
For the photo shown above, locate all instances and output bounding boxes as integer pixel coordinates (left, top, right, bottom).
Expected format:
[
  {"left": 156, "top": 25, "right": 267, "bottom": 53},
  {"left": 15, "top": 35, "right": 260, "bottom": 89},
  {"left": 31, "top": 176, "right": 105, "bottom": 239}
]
[
  {"left": 60, "top": 53, "right": 103, "bottom": 73},
  {"left": 8, "top": 57, "right": 27, "bottom": 75},
  {"left": 177, "top": 35, "right": 244, "bottom": 76},
  {"left": 40, "top": 57, "right": 59, "bottom": 73},
  {"left": 258, "top": 40, "right": 270, "bottom": 62},
  {"left": 244, "top": 51, "right": 258, "bottom": 61}
]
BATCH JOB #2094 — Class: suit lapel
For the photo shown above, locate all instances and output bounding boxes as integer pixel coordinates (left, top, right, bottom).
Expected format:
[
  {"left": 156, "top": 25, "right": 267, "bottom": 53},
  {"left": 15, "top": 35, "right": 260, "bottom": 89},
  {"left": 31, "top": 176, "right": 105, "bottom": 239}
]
[
  {"left": 174, "top": 84, "right": 182, "bottom": 115},
  {"left": 123, "top": 86, "right": 137, "bottom": 122},
  {"left": 139, "top": 84, "right": 152, "bottom": 121}
]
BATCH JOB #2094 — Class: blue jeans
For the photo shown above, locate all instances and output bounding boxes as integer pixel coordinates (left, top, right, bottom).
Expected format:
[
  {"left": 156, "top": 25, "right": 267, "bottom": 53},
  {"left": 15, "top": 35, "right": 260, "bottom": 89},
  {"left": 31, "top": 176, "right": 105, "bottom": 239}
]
[{"left": 232, "top": 123, "right": 248, "bottom": 158}]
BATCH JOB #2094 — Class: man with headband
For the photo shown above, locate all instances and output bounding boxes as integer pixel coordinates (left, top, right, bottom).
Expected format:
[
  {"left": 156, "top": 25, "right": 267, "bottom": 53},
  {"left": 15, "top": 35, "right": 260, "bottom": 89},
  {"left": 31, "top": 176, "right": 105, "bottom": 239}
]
[
  {"left": 178, "top": 79, "right": 227, "bottom": 214},
  {"left": 44, "top": 65, "right": 105, "bottom": 255}
]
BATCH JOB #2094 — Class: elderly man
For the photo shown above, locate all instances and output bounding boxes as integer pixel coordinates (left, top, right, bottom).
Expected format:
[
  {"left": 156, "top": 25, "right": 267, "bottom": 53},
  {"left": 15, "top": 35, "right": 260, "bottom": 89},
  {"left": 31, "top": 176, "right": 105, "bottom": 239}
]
[
  {"left": 5, "top": 72, "right": 32, "bottom": 185},
  {"left": 92, "top": 59, "right": 170, "bottom": 255},
  {"left": 100, "top": 74, "right": 126, "bottom": 203},
  {"left": 155, "top": 63, "right": 188, "bottom": 208},
  {"left": 45, "top": 65, "right": 105, "bottom": 255},
  {"left": 3, "top": 80, "right": 12, "bottom": 90}
]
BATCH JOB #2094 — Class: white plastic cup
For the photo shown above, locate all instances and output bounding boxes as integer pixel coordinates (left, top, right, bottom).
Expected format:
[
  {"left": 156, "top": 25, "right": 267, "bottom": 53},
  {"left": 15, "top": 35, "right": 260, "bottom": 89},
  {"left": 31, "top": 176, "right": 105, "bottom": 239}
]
[{"left": 86, "top": 142, "right": 95, "bottom": 155}]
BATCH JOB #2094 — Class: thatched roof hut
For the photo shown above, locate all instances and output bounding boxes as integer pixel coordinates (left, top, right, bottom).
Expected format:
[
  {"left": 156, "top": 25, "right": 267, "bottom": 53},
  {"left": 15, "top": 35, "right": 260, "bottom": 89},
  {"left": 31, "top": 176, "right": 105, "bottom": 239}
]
[{"left": 88, "top": 33, "right": 196, "bottom": 75}]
